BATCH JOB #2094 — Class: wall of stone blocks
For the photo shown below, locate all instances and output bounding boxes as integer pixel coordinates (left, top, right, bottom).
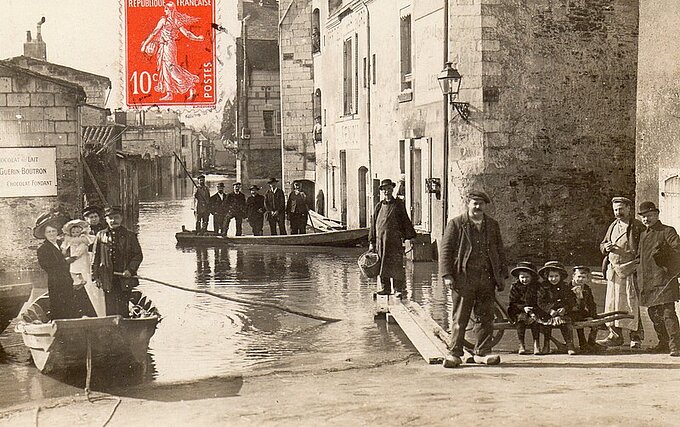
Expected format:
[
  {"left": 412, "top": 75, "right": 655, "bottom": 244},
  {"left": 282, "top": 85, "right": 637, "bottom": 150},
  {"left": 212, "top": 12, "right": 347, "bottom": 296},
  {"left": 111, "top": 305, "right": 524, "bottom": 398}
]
[
  {"left": 476, "top": 0, "right": 639, "bottom": 264},
  {"left": 0, "top": 67, "right": 85, "bottom": 272}
]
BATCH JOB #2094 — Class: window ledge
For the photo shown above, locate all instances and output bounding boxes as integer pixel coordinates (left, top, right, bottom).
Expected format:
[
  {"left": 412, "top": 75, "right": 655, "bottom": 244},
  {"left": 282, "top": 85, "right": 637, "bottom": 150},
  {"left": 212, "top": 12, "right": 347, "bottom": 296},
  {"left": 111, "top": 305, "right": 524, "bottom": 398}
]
[{"left": 398, "top": 90, "right": 413, "bottom": 103}]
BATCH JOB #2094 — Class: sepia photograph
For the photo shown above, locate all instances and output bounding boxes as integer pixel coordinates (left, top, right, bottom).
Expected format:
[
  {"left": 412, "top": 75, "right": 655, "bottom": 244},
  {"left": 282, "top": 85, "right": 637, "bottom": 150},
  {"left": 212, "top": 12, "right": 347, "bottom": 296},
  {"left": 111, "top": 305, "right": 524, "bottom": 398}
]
[{"left": 0, "top": 0, "right": 679, "bottom": 425}]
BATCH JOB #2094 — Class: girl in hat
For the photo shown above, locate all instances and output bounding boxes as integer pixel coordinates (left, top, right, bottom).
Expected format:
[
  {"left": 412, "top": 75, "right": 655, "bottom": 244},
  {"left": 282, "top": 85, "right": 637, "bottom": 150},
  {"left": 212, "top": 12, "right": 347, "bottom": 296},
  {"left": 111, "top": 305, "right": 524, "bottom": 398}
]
[
  {"left": 537, "top": 261, "right": 578, "bottom": 355},
  {"left": 508, "top": 261, "right": 542, "bottom": 354}
]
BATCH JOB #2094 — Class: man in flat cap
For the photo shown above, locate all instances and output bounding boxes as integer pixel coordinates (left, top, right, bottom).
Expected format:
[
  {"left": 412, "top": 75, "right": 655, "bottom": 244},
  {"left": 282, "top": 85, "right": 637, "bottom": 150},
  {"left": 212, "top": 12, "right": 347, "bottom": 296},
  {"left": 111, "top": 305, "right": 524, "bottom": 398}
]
[
  {"left": 368, "top": 178, "right": 417, "bottom": 298},
  {"left": 440, "top": 189, "right": 507, "bottom": 367},
  {"left": 92, "top": 206, "right": 143, "bottom": 317},
  {"left": 193, "top": 175, "right": 211, "bottom": 234},
  {"left": 209, "top": 183, "right": 229, "bottom": 234},
  {"left": 264, "top": 177, "right": 286, "bottom": 235},
  {"left": 598, "top": 196, "right": 645, "bottom": 348},
  {"left": 637, "top": 201, "right": 680, "bottom": 356},
  {"left": 224, "top": 182, "right": 246, "bottom": 236}
]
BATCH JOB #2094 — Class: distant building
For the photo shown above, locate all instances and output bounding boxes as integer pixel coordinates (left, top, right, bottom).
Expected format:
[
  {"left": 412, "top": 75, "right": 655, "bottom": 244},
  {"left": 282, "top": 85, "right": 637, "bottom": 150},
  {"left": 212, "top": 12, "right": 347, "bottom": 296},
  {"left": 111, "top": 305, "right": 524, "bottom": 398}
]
[
  {"left": 236, "top": 0, "right": 282, "bottom": 186},
  {"left": 280, "top": 0, "right": 639, "bottom": 263}
]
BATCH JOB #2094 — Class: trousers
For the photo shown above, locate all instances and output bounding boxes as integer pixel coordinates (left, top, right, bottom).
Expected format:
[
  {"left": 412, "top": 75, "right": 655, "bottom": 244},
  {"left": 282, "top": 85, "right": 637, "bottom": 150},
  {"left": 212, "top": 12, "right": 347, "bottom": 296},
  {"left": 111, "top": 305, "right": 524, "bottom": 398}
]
[{"left": 648, "top": 302, "right": 680, "bottom": 352}]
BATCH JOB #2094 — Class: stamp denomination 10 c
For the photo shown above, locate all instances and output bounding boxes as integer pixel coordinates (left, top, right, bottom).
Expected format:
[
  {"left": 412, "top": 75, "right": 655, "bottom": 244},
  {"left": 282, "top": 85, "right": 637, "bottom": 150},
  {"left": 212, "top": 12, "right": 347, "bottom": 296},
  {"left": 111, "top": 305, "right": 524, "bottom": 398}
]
[{"left": 124, "top": 0, "right": 216, "bottom": 107}]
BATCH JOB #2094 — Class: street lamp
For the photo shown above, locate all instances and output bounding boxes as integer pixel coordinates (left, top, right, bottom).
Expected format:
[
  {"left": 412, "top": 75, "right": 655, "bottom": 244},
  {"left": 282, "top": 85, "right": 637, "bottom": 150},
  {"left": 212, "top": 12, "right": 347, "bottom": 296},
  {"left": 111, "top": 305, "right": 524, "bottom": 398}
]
[{"left": 438, "top": 62, "right": 470, "bottom": 122}]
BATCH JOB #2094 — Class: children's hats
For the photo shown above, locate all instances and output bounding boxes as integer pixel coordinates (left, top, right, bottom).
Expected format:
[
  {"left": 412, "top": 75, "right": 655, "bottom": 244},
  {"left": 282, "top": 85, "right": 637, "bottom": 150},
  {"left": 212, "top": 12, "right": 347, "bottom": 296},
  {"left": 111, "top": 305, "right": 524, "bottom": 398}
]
[
  {"left": 62, "top": 219, "right": 89, "bottom": 235},
  {"left": 572, "top": 265, "right": 591, "bottom": 274},
  {"left": 510, "top": 261, "right": 539, "bottom": 278},
  {"left": 538, "top": 261, "right": 569, "bottom": 280},
  {"left": 249, "top": 185, "right": 260, "bottom": 191}
]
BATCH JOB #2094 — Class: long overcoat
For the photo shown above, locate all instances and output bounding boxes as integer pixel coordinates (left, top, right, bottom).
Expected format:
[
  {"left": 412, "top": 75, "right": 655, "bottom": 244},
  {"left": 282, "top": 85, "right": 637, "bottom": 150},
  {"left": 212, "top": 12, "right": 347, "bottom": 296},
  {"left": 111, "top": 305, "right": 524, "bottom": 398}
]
[
  {"left": 637, "top": 221, "right": 680, "bottom": 307},
  {"left": 368, "top": 198, "right": 416, "bottom": 280},
  {"left": 92, "top": 226, "right": 143, "bottom": 292},
  {"left": 439, "top": 212, "right": 507, "bottom": 291}
]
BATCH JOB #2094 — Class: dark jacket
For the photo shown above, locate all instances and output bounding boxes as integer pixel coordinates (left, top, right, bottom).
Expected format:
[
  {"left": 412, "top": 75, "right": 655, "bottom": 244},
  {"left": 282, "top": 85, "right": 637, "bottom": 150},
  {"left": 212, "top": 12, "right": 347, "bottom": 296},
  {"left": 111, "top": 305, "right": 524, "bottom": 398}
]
[
  {"left": 508, "top": 280, "right": 539, "bottom": 321},
  {"left": 246, "top": 194, "right": 265, "bottom": 220},
  {"left": 439, "top": 212, "right": 508, "bottom": 289},
  {"left": 194, "top": 185, "right": 211, "bottom": 214},
  {"left": 264, "top": 188, "right": 286, "bottom": 215},
  {"left": 286, "top": 191, "right": 309, "bottom": 216},
  {"left": 225, "top": 191, "right": 246, "bottom": 217},
  {"left": 37, "top": 240, "right": 74, "bottom": 320},
  {"left": 368, "top": 198, "right": 417, "bottom": 280},
  {"left": 570, "top": 283, "right": 597, "bottom": 320},
  {"left": 92, "top": 226, "right": 143, "bottom": 292},
  {"left": 637, "top": 221, "right": 680, "bottom": 307},
  {"left": 537, "top": 280, "right": 577, "bottom": 319},
  {"left": 209, "top": 192, "right": 229, "bottom": 215}
]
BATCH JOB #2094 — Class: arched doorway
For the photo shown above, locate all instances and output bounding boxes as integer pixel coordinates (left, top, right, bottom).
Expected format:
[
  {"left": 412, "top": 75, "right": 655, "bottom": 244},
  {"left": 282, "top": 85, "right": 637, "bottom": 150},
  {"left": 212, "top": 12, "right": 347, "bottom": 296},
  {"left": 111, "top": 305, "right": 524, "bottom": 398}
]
[{"left": 358, "top": 166, "right": 368, "bottom": 227}]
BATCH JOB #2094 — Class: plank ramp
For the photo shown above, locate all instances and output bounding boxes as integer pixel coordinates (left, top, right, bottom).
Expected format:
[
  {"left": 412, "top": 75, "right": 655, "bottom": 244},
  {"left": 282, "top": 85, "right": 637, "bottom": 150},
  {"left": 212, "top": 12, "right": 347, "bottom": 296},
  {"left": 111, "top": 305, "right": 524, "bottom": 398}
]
[{"left": 385, "top": 298, "right": 449, "bottom": 364}]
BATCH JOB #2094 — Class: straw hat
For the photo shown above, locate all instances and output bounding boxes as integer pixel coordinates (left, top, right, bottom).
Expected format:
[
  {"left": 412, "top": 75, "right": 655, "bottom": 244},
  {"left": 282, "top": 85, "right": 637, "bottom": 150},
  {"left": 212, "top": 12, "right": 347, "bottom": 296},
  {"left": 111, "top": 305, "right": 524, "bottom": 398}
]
[
  {"left": 62, "top": 219, "right": 89, "bottom": 236},
  {"left": 510, "top": 261, "right": 539, "bottom": 279},
  {"left": 538, "top": 261, "right": 569, "bottom": 281}
]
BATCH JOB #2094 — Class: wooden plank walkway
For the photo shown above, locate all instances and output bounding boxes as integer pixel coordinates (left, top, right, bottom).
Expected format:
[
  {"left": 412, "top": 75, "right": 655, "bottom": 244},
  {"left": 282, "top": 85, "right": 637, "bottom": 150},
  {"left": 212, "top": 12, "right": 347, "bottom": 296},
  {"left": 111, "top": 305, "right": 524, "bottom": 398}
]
[{"left": 376, "top": 295, "right": 450, "bottom": 364}]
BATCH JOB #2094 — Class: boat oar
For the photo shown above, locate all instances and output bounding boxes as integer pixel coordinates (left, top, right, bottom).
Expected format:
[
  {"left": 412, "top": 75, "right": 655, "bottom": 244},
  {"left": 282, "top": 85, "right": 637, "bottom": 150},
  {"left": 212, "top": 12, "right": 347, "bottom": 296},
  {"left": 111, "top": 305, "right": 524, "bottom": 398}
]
[
  {"left": 115, "top": 273, "right": 342, "bottom": 323},
  {"left": 307, "top": 211, "right": 317, "bottom": 233}
]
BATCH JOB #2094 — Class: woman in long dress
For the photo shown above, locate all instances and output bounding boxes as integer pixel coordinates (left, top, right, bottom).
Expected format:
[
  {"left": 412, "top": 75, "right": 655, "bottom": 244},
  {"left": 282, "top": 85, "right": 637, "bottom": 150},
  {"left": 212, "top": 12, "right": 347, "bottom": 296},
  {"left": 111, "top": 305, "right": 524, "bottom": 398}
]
[{"left": 140, "top": 2, "right": 204, "bottom": 101}]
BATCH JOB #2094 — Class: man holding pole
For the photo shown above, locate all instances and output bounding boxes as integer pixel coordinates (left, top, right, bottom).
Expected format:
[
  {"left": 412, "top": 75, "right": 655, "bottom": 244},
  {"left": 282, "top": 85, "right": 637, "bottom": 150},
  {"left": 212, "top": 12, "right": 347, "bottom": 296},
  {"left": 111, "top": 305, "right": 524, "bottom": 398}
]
[{"left": 193, "top": 175, "right": 211, "bottom": 234}]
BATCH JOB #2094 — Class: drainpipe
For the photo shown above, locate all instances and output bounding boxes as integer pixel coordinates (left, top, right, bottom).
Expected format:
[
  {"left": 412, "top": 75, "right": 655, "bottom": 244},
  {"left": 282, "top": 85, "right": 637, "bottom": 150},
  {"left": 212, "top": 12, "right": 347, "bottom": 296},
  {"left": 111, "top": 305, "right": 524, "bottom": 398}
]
[
  {"left": 442, "top": 0, "right": 449, "bottom": 230},
  {"left": 360, "top": 0, "right": 373, "bottom": 216}
]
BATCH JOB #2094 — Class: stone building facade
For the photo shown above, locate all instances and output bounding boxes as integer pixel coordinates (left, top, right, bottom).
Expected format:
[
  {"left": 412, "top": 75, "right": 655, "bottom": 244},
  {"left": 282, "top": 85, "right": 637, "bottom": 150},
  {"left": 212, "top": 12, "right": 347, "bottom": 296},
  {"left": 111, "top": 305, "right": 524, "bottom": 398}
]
[
  {"left": 236, "top": 0, "right": 282, "bottom": 186},
  {"left": 281, "top": 0, "right": 638, "bottom": 263},
  {"left": 636, "top": 0, "right": 680, "bottom": 232}
]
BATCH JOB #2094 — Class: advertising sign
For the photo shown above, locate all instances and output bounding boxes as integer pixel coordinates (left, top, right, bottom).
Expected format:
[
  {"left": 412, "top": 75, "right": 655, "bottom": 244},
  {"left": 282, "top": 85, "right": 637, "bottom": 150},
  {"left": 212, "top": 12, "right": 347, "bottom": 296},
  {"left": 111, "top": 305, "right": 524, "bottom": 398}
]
[{"left": 0, "top": 148, "right": 58, "bottom": 198}]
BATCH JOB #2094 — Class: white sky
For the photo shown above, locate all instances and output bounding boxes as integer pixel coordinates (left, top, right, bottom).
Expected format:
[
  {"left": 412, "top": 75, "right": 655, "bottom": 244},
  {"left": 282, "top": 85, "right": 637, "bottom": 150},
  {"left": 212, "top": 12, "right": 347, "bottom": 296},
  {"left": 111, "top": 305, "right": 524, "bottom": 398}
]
[{"left": 0, "top": 0, "right": 238, "bottom": 132}]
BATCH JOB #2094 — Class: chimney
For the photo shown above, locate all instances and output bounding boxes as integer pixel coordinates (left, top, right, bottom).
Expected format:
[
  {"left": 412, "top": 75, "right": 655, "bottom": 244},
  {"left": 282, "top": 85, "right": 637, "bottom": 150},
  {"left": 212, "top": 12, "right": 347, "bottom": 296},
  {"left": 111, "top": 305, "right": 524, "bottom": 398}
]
[{"left": 23, "top": 17, "right": 47, "bottom": 60}]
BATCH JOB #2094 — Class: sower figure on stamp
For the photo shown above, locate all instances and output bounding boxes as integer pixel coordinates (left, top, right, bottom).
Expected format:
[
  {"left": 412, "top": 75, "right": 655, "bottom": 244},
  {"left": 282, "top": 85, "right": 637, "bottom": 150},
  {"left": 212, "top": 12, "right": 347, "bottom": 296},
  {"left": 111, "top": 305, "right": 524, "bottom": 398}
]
[
  {"left": 440, "top": 190, "right": 508, "bottom": 368},
  {"left": 224, "top": 182, "right": 246, "bottom": 236},
  {"left": 209, "top": 183, "right": 228, "bottom": 234},
  {"left": 636, "top": 202, "right": 680, "bottom": 356},
  {"left": 264, "top": 177, "right": 286, "bottom": 235},
  {"left": 246, "top": 185, "right": 266, "bottom": 236},
  {"left": 368, "top": 179, "right": 417, "bottom": 298},
  {"left": 92, "top": 207, "right": 143, "bottom": 317},
  {"left": 193, "top": 175, "right": 211, "bottom": 234},
  {"left": 599, "top": 196, "right": 645, "bottom": 348}
]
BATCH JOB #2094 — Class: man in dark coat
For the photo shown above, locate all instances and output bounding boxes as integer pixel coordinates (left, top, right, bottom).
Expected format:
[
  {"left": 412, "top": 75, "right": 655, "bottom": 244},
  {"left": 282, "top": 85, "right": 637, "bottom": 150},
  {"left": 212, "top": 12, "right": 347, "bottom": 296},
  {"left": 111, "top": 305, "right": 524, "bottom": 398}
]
[
  {"left": 193, "top": 175, "right": 211, "bottom": 234},
  {"left": 92, "top": 206, "right": 143, "bottom": 317},
  {"left": 246, "top": 185, "right": 266, "bottom": 236},
  {"left": 209, "top": 183, "right": 229, "bottom": 234},
  {"left": 224, "top": 182, "right": 247, "bottom": 236},
  {"left": 286, "top": 182, "right": 309, "bottom": 234},
  {"left": 637, "top": 201, "right": 680, "bottom": 356},
  {"left": 440, "top": 190, "right": 508, "bottom": 367},
  {"left": 368, "top": 178, "right": 417, "bottom": 297},
  {"left": 264, "top": 177, "right": 287, "bottom": 235}
]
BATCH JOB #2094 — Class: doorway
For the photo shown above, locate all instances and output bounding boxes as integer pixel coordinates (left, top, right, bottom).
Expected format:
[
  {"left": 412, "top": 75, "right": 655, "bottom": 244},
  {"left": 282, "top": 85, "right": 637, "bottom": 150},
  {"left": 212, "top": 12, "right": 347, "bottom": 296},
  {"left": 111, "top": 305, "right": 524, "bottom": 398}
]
[
  {"left": 358, "top": 166, "right": 368, "bottom": 227},
  {"left": 340, "top": 150, "right": 347, "bottom": 225}
]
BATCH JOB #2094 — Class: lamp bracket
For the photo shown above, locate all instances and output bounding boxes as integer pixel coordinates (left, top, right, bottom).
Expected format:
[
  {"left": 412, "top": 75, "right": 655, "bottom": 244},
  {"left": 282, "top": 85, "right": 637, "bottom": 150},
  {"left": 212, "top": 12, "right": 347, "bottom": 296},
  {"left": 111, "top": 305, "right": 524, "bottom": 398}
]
[{"left": 451, "top": 101, "right": 470, "bottom": 122}]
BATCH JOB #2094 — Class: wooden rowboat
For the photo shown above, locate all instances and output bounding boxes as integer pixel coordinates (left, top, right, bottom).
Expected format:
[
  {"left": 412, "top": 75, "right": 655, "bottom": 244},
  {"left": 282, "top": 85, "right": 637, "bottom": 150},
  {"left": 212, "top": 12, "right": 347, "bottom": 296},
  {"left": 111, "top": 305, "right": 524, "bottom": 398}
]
[
  {"left": 15, "top": 290, "right": 160, "bottom": 373},
  {"left": 0, "top": 282, "right": 32, "bottom": 333},
  {"left": 175, "top": 227, "right": 369, "bottom": 247}
]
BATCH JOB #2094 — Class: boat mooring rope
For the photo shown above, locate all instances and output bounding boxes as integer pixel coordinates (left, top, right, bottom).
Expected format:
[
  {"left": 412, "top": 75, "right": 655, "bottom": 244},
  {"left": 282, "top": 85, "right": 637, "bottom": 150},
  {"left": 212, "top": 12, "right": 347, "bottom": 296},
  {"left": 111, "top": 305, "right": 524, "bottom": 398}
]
[{"left": 119, "top": 273, "right": 343, "bottom": 323}]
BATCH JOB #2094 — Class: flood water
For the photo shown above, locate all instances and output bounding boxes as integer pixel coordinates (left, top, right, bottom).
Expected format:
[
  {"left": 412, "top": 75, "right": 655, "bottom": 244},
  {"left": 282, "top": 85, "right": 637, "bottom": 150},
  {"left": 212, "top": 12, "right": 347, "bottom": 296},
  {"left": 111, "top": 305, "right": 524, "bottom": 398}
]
[{"left": 0, "top": 180, "right": 453, "bottom": 408}]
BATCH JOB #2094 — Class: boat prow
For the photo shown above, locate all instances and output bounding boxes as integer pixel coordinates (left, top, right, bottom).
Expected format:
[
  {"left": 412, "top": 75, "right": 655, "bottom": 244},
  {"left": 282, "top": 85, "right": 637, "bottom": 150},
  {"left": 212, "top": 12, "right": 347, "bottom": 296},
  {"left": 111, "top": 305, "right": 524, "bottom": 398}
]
[{"left": 15, "top": 291, "right": 160, "bottom": 373}]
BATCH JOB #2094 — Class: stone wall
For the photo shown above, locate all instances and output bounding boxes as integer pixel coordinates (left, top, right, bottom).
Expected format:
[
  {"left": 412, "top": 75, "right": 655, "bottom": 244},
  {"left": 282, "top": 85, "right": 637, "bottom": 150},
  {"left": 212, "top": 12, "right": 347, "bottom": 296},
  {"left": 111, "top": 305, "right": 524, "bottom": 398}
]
[
  {"left": 475, "top": 0, "right": 639, "bottom": 264},
  {"left": 0, "top": 62, "right": 85, "bottom": 272},
  {"left": 636, "top": 0, "right": 680, "bottom": 232}
]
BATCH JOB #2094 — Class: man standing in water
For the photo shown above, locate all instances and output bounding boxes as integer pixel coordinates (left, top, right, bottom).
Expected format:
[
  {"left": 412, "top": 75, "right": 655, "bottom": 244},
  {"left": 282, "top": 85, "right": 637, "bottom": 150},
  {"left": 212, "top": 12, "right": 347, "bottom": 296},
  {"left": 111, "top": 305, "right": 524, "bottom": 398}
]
[
  {"left": 92, "top": 206, "right": 143, "bottom": 317},
  {"left": 368, "top": 178, "right": 416, "bottom": 298},
  {"left": 440, "top": 190, "right": 507, "bottom": 367}
]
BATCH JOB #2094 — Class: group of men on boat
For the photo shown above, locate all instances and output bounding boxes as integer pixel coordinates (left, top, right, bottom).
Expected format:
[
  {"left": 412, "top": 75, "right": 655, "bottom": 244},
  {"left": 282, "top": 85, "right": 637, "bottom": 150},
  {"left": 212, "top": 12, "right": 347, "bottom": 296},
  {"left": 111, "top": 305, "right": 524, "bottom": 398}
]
[
  {"left": 193, "top": 176, "right": 310, "bottom": 236},
  {"left": 33, "top": 205, "right": 143, "bottom": 320}
]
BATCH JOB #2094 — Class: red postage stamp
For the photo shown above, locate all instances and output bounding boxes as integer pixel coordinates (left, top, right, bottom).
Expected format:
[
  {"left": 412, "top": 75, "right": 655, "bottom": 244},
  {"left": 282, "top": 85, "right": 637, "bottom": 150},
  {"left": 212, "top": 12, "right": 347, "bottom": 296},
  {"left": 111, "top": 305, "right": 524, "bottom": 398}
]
[{"left": 124, "top": 0, "right": 216, "bottom": 107}]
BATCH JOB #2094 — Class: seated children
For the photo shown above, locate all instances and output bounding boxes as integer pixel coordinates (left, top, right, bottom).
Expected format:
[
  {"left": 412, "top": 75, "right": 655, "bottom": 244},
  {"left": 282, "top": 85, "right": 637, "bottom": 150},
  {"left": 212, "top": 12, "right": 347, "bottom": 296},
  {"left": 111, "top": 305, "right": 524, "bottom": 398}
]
[
  {"left": 508, "top": 261, "right": 542, "bottom": 355},
  {"left": 537, "top": 261, "right": 578, "bottom": 355},
  {"left": 570, "top": 266, "right": 602, "bottom": 353}
]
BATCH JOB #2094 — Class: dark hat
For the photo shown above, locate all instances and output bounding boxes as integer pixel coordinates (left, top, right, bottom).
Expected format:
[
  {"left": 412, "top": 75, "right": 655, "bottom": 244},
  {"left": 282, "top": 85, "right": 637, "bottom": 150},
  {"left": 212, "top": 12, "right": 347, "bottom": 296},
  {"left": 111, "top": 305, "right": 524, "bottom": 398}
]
[
  {"left": 216, "top": 182, "right": 225, "bottom": 188},
  {"left": 233, "top": 182, "right": 242, "bottom": 186},
  {"left": 572, "top": 265, "right": 592, "bottom": 274},
  {"left": 82, "top": 205, "right": 102, "bottom": 217},
  {"left": 33, "top": 212, "right": 68, "bottom": 239},
  {"left": 379, "top": 179, "right": 396, "bottom": 189},
  {"left": 538, "top": 261, "right": 569, "bottom": 281},
  {"left": 510, "top": 261, "right": 539, "bottom": 278},
  {"left": 197, "top": 175, "right": 206, "bottom": 180},
  {"left": 611, "top": 196, "right": 633, "bottom": 206},
  {"left": 467, "top": 190, "right": 491, "bottom": 204},
  {"left": 267, "top": 177, "right": 279, "bottom": 184},
  {"left": 104, "top": 206, "right": 123, "bottom": 216},
  {"left": 249, "top": 185, "right": 260, "bottom": 191},
  {"left": 638, "top": 201, "right": 659, "bottom": 215}
]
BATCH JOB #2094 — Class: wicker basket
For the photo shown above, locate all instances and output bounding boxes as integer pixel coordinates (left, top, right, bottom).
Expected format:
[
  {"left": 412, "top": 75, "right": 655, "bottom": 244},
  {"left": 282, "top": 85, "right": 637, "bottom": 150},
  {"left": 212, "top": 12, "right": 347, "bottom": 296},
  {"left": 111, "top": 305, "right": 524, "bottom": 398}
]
[{"left": 358, "top": 251, "right": 381, "bottom": 278}]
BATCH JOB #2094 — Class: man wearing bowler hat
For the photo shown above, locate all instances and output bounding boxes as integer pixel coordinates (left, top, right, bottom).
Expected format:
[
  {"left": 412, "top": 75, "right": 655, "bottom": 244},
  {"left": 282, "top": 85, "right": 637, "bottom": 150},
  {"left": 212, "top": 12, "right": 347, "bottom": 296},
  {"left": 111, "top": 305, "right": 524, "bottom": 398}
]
[
  {"left": 368, "top": 178, "right": 416, "bottom": 298},
  {"left": 209, "top": 183, "right": 229, "bottom": 234},
  {"left": 264, "top": 177, "right": 286, "bottom": 235},
  {"left": 92, "top": 206, "right": 143, "bottom": 317},
  {"left": 246, "top": 185, "right": 266, "bottom": 236},
  {"left": 598, "top": 196, "right": 645, "bottom": 348},
  {"left": 440, "top": 190, "right": 507, "bottom": 367},
  {"left": 637, "top": 201, "right": 680, "bottom": 356}
]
